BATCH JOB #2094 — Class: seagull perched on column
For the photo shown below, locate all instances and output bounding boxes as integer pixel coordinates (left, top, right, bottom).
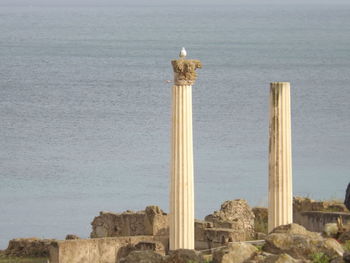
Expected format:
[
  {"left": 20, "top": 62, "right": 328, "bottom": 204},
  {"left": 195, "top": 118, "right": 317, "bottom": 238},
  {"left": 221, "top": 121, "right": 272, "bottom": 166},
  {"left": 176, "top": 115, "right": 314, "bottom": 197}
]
[{"left": 179, "top": 47, "right": 187, "bottom": 59}]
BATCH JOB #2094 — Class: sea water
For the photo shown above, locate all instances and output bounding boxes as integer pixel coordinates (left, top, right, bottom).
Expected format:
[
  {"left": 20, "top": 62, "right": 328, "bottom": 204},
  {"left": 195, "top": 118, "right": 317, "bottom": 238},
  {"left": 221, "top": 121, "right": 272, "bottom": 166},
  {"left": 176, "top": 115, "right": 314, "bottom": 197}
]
[{"left": 0, "top": 3, "right": 349, "bottom": 248}]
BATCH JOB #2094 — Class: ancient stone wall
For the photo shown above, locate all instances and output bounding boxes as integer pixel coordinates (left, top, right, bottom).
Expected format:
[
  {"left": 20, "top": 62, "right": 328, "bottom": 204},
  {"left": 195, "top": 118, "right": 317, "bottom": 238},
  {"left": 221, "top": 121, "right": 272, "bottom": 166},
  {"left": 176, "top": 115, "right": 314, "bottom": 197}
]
[
  {"left": 49, "top": 236, "right": 168, "bottom": 263},
  {"left": 90, "top": 206, "right": 168, "bottom": 238},
  {"left": 90, "top": 201, "right": 256, "bottom": 251},
  {"left": 4, "top": 238, "right": 55, "bottom": 257},
  {"left": 293, "top": 197, "right": 350, "bottom": 232},
  {"left": 193, "top": 199, "right": 256, "bottom": 249},
  {"left": 294, "top": 211, "right": 350, "bottom": 232},
  {"left": 251, "top": 197, "right": 350, "bottom": 234},
  {"left": 204, "top": 199, "right": 255, "bottom": 240},
  {"left": 293, "top": 197, "right": 348, "bottom": 213}
]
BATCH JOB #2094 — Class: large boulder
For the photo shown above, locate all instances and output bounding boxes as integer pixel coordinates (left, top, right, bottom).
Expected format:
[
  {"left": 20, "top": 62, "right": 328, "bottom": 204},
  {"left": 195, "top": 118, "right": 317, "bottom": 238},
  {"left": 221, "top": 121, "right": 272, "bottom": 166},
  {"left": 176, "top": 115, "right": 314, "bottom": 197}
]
[
  {"left": 119, "top": 250, "right": 164, "bottom": 263},
  {"left": 165, "top": 249, "right": 205, "bottom": 263},
  {"left": 205, "top": 199, "right": 255, "bottom": 240},
  {"left": 212, "top": 242, "right": 257, "bottom": 263},
  {"left": 263, "top": 223, "right": 344, "bottom": 261}
]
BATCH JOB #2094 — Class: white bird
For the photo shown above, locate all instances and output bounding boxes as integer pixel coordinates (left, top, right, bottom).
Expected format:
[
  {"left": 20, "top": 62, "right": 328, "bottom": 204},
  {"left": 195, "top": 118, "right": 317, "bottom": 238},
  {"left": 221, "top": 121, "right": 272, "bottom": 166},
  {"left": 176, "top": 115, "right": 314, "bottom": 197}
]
[{"left": 179, "top": 47, "right": 187, "bottom": 58}]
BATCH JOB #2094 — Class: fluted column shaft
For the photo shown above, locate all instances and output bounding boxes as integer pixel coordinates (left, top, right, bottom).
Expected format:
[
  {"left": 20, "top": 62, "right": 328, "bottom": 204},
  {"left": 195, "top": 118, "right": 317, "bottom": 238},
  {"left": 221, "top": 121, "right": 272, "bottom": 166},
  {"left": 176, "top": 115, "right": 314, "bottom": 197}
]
[
  {"left": 268, "top": 82, "right": 293, "bottom": 233},
  {"left": 170, "top": 84, "right": 194, "bottom": 250},
  {"left": 169, "top": 57, "right": 201, "bottom": 250}
]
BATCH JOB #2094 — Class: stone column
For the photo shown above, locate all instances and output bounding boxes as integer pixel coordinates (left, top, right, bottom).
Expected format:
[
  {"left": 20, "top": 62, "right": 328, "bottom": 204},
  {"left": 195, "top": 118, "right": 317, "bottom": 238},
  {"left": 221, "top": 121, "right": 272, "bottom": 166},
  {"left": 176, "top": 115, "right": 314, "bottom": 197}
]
[
  {"left": 268, "top": 82, "right": 293, "bottom": 233},
  {"left": 169, "top": 55, "right": 201, "bottom": 250}
]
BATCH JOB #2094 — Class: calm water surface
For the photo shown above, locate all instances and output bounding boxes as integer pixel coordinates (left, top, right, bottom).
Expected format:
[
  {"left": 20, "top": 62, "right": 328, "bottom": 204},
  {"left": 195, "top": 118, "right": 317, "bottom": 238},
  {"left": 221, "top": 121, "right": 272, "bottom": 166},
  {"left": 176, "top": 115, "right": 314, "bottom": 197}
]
[{"left": 0, "top": 3, "right": 349, "bottom": 248}]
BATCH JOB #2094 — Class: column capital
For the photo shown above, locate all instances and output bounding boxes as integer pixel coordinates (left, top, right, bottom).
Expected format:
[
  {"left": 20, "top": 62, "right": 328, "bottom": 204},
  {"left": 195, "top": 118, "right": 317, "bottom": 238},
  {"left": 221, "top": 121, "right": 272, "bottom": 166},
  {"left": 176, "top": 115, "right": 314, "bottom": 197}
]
[
  {"left": 171, "top": 59, "right": 202, "bottom": 86},
  {"left": 270, "top": 82, "right": 290, "bottom": 87}
]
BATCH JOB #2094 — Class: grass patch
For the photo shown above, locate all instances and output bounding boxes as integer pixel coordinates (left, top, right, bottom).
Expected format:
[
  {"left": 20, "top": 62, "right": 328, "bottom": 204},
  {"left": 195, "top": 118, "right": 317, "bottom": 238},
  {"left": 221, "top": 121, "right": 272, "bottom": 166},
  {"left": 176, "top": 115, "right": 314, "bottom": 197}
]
[
  {"left": 0, "top": 255, "right": 48, "bottom": 263},
  {"left": 310, "top": 252, "right": 330, "bottom": 263}
]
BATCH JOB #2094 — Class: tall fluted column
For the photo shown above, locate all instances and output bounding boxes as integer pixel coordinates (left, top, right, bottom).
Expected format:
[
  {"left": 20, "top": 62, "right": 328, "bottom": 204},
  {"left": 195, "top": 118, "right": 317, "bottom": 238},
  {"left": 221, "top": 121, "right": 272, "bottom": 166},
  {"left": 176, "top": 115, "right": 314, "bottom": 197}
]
[
  {"left": 169, "top": 55, "right": 201, "bottom": 250},
  {"left": 268, "top": 82, "right": 293, "bottom": 233}
]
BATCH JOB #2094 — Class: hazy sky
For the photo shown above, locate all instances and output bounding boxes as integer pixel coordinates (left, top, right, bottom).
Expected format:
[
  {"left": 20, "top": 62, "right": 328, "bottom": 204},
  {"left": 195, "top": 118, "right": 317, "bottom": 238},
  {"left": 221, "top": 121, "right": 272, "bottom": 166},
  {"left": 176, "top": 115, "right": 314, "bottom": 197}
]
[{"left": 1, "top": 0, "right": 350, "bottom": 6}]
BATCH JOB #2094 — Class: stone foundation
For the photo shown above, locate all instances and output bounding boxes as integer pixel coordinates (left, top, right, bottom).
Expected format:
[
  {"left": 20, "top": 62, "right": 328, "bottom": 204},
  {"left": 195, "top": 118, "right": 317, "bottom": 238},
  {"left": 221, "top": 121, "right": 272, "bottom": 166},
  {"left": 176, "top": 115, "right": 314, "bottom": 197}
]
[{"left": 49, "top": 236, "right": 168, "bottom": 263}]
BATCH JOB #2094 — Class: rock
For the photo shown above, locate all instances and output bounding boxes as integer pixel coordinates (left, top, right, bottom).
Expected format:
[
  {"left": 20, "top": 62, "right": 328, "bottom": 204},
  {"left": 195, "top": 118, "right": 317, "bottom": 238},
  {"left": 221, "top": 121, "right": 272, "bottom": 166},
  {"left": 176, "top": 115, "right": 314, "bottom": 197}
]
[
  {"left": 212, "top": 242, "right": 257, "bottom": 263},
  {"left": 119, "top": 250, "right": 164, "bottom": 263},
  {"left": 205, "top": 199, "right": 255, "bottom": 240},
  {"left": 165, "top": 249, "right": 205, "bottom": 263},
  {"left": 4, "top": 238, "right": 55, "bottom": 257},
  {"left": 343, "top": 252, "right": 350, "bottom": 263},
  {"left": 263, "top": 223, "right": 344, "bottom": 261},
  {"left": 65, "top": 234, "right": 80, "bottom": 240}
]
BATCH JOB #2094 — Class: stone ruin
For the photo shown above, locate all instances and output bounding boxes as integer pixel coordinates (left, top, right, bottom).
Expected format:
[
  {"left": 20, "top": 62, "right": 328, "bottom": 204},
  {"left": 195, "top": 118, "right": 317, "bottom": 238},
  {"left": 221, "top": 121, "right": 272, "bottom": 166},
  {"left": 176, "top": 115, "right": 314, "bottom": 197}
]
[
  {"left": 293, "top": 196, "right": 350, "bottom": 233},
  {"left": 196, "top": 199, "right": 255, "bottom": 249},
  {"left": 90, "top": 205, "right": 169, "bottom": 238},
  {"left": 90, "top": 199, "right": 256, "bottom": 250},
  {"left": 2, "top": 199, "right": 257, "bottom": 262},
  {"left": 3, "top": 237, "right": 55, "bottom": 257}
]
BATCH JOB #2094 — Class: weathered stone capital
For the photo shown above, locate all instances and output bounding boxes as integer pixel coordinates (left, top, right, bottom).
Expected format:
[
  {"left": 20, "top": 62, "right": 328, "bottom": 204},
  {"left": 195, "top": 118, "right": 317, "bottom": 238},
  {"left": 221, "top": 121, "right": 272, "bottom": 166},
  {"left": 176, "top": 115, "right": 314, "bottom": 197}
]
[{"left": 171, "top": 59, "right": 202, "bottom": 86}]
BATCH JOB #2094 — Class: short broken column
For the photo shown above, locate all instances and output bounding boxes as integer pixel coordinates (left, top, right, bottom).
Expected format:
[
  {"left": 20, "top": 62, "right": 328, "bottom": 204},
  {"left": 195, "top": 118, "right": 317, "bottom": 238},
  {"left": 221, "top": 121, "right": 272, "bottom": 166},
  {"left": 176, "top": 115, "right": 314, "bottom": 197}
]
[
  {"left": 169, "top": 51, "right": 201, "bottom": 250},
  {"left": 268, "top": 82, "right": 293, "bottom": 233}
]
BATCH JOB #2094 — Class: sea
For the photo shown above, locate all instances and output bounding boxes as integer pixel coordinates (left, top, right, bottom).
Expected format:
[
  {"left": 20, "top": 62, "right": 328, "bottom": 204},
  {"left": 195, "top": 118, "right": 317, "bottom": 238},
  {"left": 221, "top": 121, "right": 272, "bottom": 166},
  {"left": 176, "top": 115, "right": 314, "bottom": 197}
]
[{"left": 0, "top": 2, "right": 349, "bottom": 249}]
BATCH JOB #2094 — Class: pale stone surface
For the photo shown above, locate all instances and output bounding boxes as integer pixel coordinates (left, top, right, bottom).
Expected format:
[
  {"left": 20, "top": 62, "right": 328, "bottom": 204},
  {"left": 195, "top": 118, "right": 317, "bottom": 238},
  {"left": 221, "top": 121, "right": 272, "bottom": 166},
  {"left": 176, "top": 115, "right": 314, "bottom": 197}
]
[
  {"left": 212, "top": 242, "right": 258, "bottom": 263},
  {"left": 169, "top": 57, "right": 201, "bottom": 250},
  {"left": 90, "top": 206, "right": 168, "bottom": 238},
  {"left": 268, "top": 82, "right": 293, "bottom": 233}
]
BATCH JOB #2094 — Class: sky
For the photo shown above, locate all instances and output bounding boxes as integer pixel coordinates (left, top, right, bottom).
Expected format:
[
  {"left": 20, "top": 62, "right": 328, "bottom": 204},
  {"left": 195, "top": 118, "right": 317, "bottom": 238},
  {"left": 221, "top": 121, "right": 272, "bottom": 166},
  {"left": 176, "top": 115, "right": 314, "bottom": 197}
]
[{"left": 1, "top": 0, "right": 350, "bottom": 6}]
